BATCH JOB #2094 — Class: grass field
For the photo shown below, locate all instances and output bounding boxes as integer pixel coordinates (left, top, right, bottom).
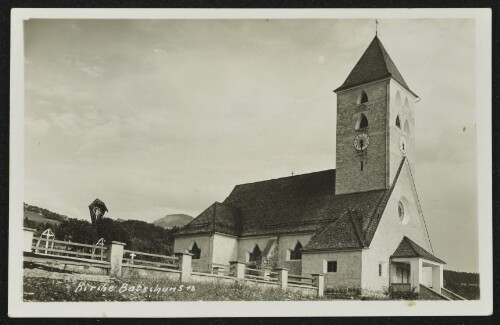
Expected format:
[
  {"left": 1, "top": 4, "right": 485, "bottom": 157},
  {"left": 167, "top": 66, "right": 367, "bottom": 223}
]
[
  {"left": 23, "top": 275, "right": 324, "bottom": 302},
  {"left": 24, "top": 210, "right": 61, "bottom": 226}
]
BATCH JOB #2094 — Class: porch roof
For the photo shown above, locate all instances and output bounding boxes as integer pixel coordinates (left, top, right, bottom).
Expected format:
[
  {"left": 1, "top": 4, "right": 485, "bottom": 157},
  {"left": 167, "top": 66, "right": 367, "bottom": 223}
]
[{"left": 391, "top": 236, "right": 446, "bottom": 264}]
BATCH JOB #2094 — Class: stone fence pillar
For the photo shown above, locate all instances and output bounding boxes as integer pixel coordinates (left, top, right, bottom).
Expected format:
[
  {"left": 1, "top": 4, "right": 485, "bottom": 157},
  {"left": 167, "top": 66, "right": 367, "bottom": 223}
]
[
  {"left": 107, "top": 241, "right": 126, "bottom": 277},
  {"left": 276, "top": 268, "right": 289, "bottom": 289},
  {"left": 311, "top": 273, "right": 325, "bottom": 298},
  {"left": 212, "top": 266, "right": 222, "bottom": 275},
  {"left": 174, "top": 252, "right": 193, "bottom": 282},
  {"left": 229, "top": 260, "right": 245, "bottom": 279},
  {"left": 23, "top": 227, "right": 36, "bottom": 253}
]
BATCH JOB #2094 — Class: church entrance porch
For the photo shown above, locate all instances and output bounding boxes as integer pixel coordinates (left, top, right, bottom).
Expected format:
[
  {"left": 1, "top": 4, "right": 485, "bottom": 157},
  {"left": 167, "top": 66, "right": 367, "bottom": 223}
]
[{"left": 389, "top": 257, "right": 443, "bottom": 294}]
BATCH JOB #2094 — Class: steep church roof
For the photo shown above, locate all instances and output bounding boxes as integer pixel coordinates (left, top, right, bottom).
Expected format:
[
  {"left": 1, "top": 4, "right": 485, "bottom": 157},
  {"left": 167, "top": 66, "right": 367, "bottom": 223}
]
[
  {"left": 176, "top": 202, "right": 240, "bottom": 236},
  {"left": 392, "top": 236, "right": 446, "bottom": 264},
  {"left": 304, "top": 210, "right": 367, "bottom": 251},
  {"left": 177, "top": 158, "right": 409, "bottom": 252},
  {"left": 334, "top": 36, "right": 416, "bottom": 96}
]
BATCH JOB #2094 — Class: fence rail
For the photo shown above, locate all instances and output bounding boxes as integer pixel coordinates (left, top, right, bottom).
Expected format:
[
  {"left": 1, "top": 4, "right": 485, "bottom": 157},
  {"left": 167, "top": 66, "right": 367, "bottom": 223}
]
[
  {"left": 31, "top": 237, "right": 107, "bottom": 261},
  {"left": 244, "top": 267, "right": 279, "bottom": 282},
  {"left": 23, "top": 228, "right": 323, "bottom": 297},
  {"left": 122, "top": 249, "right": 179, "bottom": 270},
  {"left": 288, "top": 274, "right": 314, "bottom": 285}
]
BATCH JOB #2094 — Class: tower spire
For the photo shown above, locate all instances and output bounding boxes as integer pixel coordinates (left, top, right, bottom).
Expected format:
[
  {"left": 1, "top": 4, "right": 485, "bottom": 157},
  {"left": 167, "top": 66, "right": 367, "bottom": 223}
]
[{"left": 375, "top": 19, "right": 378, "bottom": 36}]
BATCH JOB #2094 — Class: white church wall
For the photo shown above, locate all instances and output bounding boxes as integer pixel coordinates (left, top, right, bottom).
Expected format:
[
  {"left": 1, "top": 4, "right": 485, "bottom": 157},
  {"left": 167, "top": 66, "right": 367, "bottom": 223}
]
[
  {"left": 276, "top": 234, "right": 312, "bottom": 275},
  {"left": 361, "top": 162, "right": 434, "bottom": 292},
  {"left": 174, "top": 235, "right": 213, "bottom": 270},
  {"left": 237, "top": 237, "right": 272, "bottom": 262},
  {"left": 212, "top": 233, "right": 238, "bottom": 265},
  {"left": 302, "top": 250, "right": 362, "bottom": 289},
  {"left": 422, "top": 266, "right": 433, "bottom": 287}
]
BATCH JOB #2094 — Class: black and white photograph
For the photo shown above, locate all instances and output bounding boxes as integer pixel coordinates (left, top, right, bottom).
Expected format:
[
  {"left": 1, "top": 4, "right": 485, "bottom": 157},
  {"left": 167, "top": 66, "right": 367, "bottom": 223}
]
[{"left": 8, "top": 8, "right": 492, "bottom": 317}]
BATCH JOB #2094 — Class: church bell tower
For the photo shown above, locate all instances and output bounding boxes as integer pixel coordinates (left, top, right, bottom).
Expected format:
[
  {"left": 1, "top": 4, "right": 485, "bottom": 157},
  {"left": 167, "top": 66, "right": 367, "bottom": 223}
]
[{"left": 334, "top": 36, "right": 419, "bottom": 195}]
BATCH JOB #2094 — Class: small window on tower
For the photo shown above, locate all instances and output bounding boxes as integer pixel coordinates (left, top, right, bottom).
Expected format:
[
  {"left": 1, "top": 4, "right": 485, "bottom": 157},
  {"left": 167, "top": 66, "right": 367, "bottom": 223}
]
[
  {"left": 357, "top": 90, "right": 368, "bottom": 104},
  {"left": 360, "top": 161, "right": 364, "bottom": 171},
  {"left": 396, "top": 91, "right": 402, "bottom": 109},
  {"left": 395, "top": 115, "right": 401, "bottom": 129},
  {"left": 404, "top": 120, "right": 410, "bottom": 134},
  {"left": 356, "top": 114, "right": 369, "bottom": 130}
]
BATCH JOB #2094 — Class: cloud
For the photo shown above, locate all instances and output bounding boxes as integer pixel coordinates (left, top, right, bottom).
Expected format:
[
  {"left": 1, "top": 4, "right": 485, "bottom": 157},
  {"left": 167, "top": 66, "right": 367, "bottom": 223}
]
[{"left": 25, "top": 118, "right": 50, "bottom": 137}]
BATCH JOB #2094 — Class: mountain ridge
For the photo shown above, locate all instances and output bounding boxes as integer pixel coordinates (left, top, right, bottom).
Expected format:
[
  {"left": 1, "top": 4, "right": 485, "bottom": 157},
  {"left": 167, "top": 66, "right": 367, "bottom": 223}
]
[{"left": 153, "top": 214, "right": 193, "bottom": 229}]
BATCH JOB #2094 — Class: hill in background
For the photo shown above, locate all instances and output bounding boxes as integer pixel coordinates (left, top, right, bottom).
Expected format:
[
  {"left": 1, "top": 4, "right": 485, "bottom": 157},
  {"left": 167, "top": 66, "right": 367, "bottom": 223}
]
[
  {"left": 153, "top": 214, "right": 193, "bottom": 229},
  {"left": 24, "top": 203, "right": 69, "bottom": 226},
  {"left": 23, "top": 203, "right": 181, "bottom": 256}
]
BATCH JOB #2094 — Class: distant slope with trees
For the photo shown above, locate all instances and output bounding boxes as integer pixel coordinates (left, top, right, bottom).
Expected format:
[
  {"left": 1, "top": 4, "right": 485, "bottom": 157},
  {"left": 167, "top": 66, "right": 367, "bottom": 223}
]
[
  {"left": 443, "top": 270, "right": 480, "bottom": 300},
  {"left": 23, "top": 203, "right": 180, "bottom": 256}
]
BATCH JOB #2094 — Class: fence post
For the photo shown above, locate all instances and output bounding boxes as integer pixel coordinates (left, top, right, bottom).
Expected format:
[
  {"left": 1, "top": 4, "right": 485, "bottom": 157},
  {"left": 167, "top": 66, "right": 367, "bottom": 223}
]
[
  {"left": 311, "top": 273, "right": 325, "bottom": 298},
  {"left": 23, "top": 227, "right": 36, "bottom": 253},
  {"left": 107, "top": 241, "right": 125, "bottom": 277},
  {"left": 229, "top": 260, "right": 245, "bottom": 279},
  {"left": 276, "top": 268, "right": 288, "bottom": 289},
  {"left": 174, "top": 252, "right": 193, "bottom": 282}
]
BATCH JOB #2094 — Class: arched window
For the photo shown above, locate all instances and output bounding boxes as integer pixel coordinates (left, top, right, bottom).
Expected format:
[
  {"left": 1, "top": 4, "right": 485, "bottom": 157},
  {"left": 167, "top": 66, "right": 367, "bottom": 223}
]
[
  {"left": 395, "top": 91, "right": 401, "bottom": 109},
  {"left": 290, "top": 242, "right": 303, "bottom": 260},
  {"left": 357, "top": 90, "right": 368, "bottom": 104},
  {"left": 356, "top": 113, "right": 369, "bottom": 130},
  {"left": 404, "top": 120, "right": 410, "bottom": 134},
  {"left": 249, "top": 245, "right": 262, "bottom": 263},
  {"left": 395, "top": 115, "right": 401, "bottom": 129},
  {"left": 398, "top": 197, "right": 411, "bottom": 225},
  {"left": 190, "top": 242, "right": 201, "bottom": 260},
  {"left": 404, "top": 97, "right": 409, "bottom": 110}
]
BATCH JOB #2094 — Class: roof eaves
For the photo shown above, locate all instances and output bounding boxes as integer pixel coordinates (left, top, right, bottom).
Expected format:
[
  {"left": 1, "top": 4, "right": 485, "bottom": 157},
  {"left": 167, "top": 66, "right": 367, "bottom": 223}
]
[{"left": 334, "top": 76, "right": 391, "bottom": 93}]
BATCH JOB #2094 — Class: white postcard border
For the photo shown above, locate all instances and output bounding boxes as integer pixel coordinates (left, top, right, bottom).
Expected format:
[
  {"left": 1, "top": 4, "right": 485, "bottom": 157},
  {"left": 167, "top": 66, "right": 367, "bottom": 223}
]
[{"left": 9, "top": 8, "right": 493, "bottom": 317}]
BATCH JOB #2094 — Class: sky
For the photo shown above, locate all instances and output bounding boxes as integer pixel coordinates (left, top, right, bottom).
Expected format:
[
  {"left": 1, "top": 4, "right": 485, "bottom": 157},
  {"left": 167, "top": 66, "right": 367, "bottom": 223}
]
[{"left": 24, "top": 18, "right": 478, "bottom": 272}]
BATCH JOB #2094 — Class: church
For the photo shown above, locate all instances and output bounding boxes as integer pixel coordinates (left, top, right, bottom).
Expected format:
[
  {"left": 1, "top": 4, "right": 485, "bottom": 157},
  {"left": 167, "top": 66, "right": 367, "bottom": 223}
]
[{"left": 174, "top": 35, "right": 446, "bottom": 294}]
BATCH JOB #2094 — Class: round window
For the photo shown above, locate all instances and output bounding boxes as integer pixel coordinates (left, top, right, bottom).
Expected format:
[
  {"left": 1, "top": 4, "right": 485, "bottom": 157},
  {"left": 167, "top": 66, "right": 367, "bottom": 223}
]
[
  {"left": 398, "top": 201, "right": 405, "bottom": 221},
  {"left": 398, "top": 200, "right": 410, "bottom": 225}
]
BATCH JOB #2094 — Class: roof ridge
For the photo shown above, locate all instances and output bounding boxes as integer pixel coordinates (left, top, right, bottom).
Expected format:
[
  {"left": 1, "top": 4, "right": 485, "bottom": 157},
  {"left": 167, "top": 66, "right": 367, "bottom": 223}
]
[
  {"left": 308, "top": 212, "right": 345, "bottom": 244},
  {"left": 373, "top": 36, "right": 390, "bottom": 76},
  {"left": 348, "top": 210, "right": 367, "bottom": 247},
  {"left": 232, "top": 169, "right": 335, "bottom": 188},
  {"left": 403, "top": 236, "right": 421, "bottom": 257},
  {"left": 363, "top": 157, "right": 407, "bottom": 244},
  {"left": 404, "top": 158, "right": 435, "bottom": 255}
]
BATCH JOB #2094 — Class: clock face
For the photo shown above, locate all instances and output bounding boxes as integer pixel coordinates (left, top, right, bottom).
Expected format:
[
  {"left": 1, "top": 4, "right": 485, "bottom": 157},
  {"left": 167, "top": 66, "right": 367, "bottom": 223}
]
[
  {"left": 399, "top": 136, "right": 408, "bottom": 153},
  {"left": 354, "top": 133, "right": 370, "bottom": 151}
]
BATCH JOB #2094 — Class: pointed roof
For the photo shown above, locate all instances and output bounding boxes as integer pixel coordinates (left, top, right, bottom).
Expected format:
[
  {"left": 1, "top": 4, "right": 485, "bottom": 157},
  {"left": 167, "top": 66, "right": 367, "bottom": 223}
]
[
  {"left": 303, "top": 210, "right": 367, "bottom": 251},
  {"left": 175, "top": 202, "right": 240, "bottom": 236},
  {"left": 334, "top": 36, "right": 416, "bottom": 96},
  {"left": 392, "top": 236, "right": 446, "bottom": 264}
]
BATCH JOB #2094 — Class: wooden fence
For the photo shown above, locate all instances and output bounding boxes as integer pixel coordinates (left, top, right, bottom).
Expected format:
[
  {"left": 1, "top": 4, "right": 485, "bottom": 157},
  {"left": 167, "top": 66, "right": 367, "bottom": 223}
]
[
  {"left": 122, "top": 249, "right": 179, "bottom": 270},
  {"left": 32, "top": 236, "right": 107, "bottom": 261},
  {"left": 23, "top": 228, "right": 324, "bottom": 297}
]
